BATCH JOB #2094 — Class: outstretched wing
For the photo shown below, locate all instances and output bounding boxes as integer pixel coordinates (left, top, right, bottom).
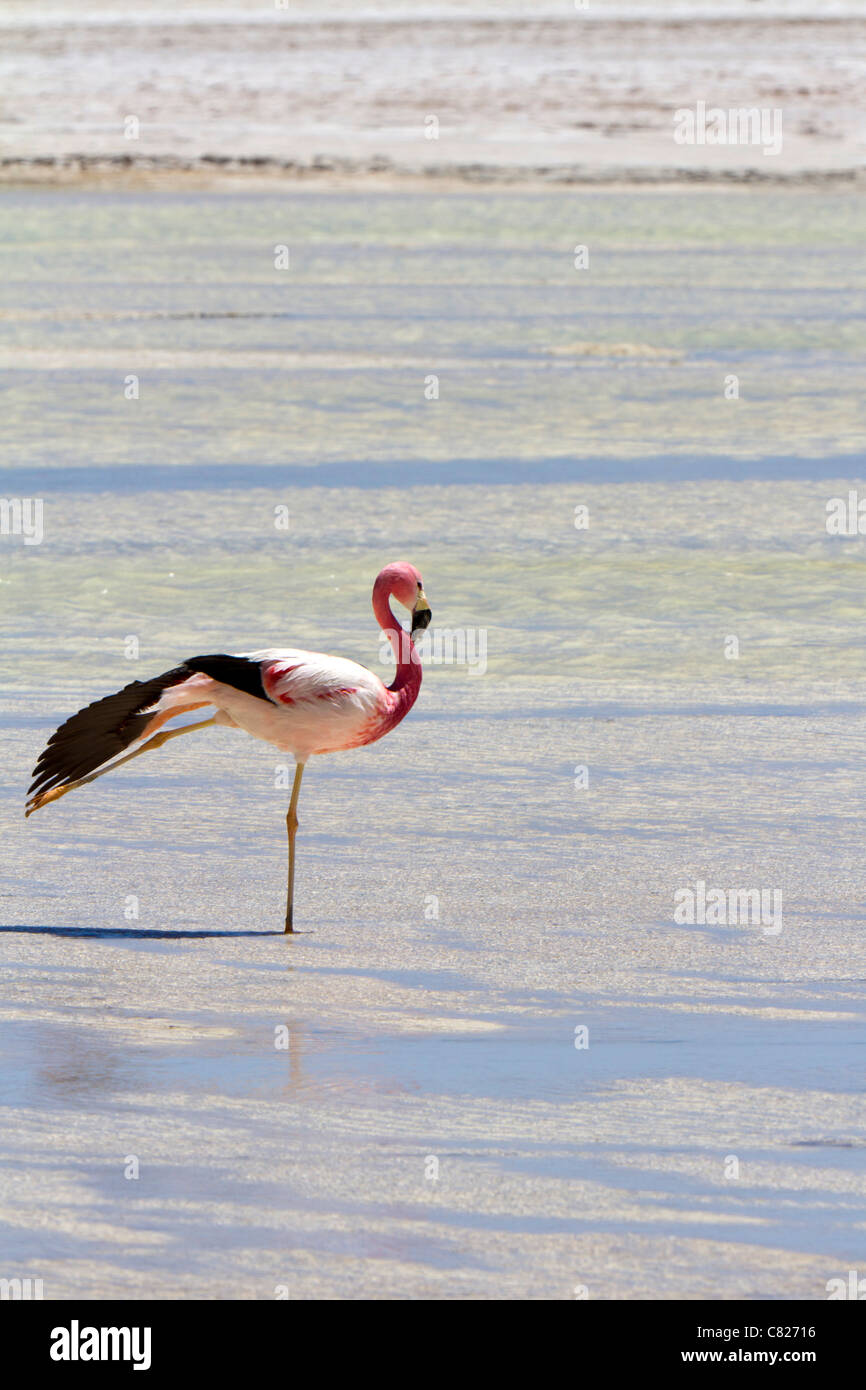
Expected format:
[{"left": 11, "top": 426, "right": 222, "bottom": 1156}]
[{"left": 27, "top": 653, "right": 269, "bottom": 808}]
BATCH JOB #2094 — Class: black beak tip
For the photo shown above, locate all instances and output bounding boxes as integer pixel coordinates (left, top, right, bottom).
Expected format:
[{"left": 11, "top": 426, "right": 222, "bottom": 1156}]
[{"left": 411, "top": 609, "right": 432, "bottom": 640}]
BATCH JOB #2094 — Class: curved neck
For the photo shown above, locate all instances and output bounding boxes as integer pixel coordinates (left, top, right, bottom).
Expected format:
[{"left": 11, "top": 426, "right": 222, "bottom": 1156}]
[{"left": 373, "top": 577, "right": 422, "bottom": 701}]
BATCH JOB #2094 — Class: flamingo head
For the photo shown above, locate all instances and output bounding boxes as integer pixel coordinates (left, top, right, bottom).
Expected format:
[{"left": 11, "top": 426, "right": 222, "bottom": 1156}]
[{"left": 375, "top": 560, "right": 432, "bottom": 641}]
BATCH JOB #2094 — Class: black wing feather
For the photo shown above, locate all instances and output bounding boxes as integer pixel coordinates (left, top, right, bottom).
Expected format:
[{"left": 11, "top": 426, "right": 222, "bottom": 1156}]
[
  {"left": 27, "top": 664, "right": 193, "bottom": 798},
  {"left": 27, "top": 654, "right": 269, "bottom": 801}
]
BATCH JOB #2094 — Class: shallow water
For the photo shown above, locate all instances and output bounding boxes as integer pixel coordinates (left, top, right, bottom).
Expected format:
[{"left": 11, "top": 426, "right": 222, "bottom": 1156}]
[{"left": 1, "top": 188, "right": 865, "bottom": 1299}]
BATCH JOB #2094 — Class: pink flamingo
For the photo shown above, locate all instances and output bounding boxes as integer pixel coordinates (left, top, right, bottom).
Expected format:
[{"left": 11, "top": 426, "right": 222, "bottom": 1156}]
[{"left": 25, "top": 561, "right": 431, "bottom": 932}]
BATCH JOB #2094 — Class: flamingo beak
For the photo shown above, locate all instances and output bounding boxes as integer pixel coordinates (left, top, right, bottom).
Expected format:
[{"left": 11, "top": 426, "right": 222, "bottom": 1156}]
[{"left": 411, "top": 590, "right": 432, "bottom": 641}]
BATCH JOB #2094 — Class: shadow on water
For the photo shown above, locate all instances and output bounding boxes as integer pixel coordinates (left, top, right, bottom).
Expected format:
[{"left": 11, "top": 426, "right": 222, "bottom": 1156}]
[
  {"left": 5, "top": 452, "right": 866, "bottom": 494},
  {"left": 0, "top": 925, "right": 284, "bottom": 939}
]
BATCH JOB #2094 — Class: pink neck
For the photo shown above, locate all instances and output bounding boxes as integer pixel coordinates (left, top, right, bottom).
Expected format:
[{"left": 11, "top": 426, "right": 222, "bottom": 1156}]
[{"left": 372, "top": 576, "right": 422, "bottom": 713}]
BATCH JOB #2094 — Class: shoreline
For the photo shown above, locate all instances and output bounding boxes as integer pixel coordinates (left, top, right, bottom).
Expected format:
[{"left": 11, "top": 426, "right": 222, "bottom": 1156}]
[{"left": 1, "top": 155, "right": 863, "bottom": 194}]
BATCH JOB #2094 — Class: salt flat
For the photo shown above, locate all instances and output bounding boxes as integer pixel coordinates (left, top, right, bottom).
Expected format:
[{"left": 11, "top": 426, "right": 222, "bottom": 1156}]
[{"left": 1, "top": 0, "right": 864, "bottom": 181}]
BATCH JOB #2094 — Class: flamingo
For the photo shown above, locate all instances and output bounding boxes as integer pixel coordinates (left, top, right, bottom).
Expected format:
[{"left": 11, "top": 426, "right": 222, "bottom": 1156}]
[{"left": 25, "top": 560, "right": 431, "bottom": 933}]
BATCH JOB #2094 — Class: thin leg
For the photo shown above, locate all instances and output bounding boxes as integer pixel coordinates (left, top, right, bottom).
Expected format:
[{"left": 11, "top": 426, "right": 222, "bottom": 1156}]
[
  {"left": 285, "top": 761, "right": 305, "bottom": 934},
  {"left": 25, "top": 716, "right": 219, "bottom": 817}
]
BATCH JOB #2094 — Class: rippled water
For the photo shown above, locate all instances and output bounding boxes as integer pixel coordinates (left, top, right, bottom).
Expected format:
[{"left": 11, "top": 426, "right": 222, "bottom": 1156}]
[
  {"left": 1, "top": 187, "right": 865, "bottom": 1299},
  {"left": 2, "top": 188, "right": 865, "bottom": 691}
]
